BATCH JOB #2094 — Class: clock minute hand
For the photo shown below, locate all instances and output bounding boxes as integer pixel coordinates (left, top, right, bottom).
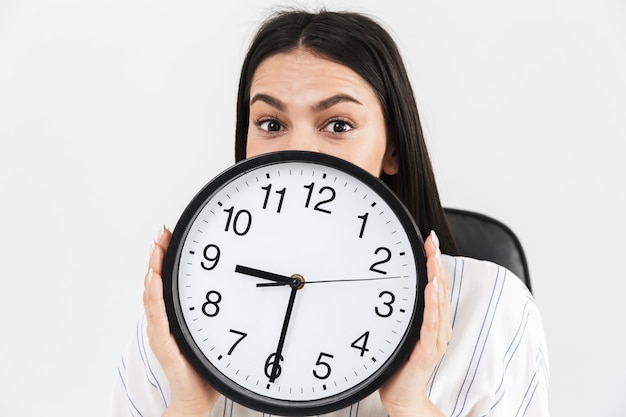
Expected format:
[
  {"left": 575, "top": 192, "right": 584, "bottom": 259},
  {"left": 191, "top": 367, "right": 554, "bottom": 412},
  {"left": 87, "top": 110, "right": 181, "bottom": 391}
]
[
  {"left": 269, "top": 280, "right": 299, "bottom": 383},
  {"left": 235, "top": 265, "right": 293, "bottom": 285}
]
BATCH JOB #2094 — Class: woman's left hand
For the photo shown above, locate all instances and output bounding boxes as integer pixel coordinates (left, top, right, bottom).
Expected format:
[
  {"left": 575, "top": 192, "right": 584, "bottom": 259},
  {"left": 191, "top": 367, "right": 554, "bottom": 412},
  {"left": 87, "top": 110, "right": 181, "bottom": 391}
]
[{"left": 379, "top": 230, "right": 452, "bottom": 417}]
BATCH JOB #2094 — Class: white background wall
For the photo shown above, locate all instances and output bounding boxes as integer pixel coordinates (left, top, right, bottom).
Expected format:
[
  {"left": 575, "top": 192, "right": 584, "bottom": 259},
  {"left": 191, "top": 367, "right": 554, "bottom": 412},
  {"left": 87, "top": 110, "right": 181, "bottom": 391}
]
[{"left": 1, "top": 0, "right": 624, "bottom": 415}]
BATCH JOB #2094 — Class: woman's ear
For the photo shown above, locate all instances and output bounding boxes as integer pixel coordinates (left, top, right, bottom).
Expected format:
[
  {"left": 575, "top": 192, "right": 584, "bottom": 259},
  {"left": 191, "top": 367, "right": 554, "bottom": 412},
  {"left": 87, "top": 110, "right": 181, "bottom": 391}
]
[{"left": 382, "top": 143, "right": 399, "bottom": 176}]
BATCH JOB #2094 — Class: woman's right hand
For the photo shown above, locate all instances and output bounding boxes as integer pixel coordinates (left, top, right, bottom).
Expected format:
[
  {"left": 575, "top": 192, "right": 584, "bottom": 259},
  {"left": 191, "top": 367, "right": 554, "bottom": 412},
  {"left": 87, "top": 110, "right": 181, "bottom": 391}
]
[{"left": 144, "top": 226, "right": 221, "bottom": 417}]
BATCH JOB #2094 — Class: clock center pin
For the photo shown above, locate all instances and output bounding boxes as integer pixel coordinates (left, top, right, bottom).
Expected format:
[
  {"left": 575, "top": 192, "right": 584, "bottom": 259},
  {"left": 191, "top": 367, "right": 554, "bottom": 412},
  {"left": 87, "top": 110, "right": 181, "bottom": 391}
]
[{"left": 291, "top": 274, "right": 305, "bottom": 289}]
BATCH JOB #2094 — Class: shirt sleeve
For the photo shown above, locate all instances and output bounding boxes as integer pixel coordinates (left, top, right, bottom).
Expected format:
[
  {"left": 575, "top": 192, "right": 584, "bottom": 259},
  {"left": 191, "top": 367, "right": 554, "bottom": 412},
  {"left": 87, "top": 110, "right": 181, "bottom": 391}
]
[
  {"left": 485, "top": 275, "right": 550, "bottom": 417},
  {"left": 110, "top": 314, "right": 171, "bottom": 417},
  {"left": 429, "top": 256, "right": 550, "bottom": 417}
]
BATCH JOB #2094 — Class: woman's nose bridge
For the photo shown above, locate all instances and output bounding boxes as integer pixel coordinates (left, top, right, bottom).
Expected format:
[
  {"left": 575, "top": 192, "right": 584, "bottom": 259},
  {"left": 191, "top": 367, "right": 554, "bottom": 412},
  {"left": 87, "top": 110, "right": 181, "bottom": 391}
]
[{"left": 285, "top": 127, "right": 319, "bottom": 151}]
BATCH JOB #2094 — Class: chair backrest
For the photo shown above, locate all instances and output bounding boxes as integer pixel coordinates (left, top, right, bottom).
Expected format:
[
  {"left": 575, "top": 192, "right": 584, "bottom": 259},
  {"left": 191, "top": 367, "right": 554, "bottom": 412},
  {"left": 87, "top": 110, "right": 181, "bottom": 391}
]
[{"left": 444, "top": 208, "right": 532, "bottom": 292}]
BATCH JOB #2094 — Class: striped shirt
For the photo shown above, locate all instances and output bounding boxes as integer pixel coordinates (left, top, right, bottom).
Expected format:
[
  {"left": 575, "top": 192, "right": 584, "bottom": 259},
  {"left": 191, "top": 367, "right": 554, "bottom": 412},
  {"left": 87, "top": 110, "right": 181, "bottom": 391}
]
[{"left": 111, "top": 255, "right": 550, "bottom": 416}]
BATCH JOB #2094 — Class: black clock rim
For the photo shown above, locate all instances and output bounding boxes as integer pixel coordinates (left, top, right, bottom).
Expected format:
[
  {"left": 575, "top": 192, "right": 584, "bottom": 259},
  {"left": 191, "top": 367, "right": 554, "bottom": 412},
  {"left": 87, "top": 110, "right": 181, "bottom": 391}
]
[{"left": 162, "top": 150, "right": 427, "bottom": 416}]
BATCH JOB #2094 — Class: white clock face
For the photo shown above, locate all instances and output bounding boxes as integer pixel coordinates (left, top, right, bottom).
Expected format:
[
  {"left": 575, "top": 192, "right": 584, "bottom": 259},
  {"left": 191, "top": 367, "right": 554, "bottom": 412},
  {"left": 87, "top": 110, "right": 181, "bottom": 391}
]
[{"left": 164, "top": 151, "right": 425, "bottom": 415}]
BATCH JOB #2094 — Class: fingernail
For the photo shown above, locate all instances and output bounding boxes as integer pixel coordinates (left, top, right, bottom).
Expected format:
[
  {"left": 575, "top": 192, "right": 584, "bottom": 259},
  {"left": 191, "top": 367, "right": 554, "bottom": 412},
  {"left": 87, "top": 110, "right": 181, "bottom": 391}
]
[
  {"left": 149, "top": 240, "right": 156, "bottom": 260},
  {"left": 433, "top": 276, "right": 439, "bottom": 294},
  {"left": 430, "top": 230, "right": 440, "bottom": 249},
  {"left": 156, "top": 225, "right": 165, "bottom": 242},
  {"left": 146, "top": 268, "right": 153, "bottom": 286}
]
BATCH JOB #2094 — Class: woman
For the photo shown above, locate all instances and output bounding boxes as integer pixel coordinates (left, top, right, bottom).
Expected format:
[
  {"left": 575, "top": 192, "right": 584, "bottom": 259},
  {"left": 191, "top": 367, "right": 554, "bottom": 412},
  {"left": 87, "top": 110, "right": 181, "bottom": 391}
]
[{"left": 113, "top": 9, "right": 549, "bottom": 417}]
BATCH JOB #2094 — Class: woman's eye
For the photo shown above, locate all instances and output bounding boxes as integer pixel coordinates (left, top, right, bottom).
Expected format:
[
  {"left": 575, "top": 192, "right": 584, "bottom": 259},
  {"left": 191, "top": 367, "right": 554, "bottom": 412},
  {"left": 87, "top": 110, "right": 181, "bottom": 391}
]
[
  {"left": 258, "top": 119, "right": 282, "bottom": 132},
  {"left": 323, "top": 120, "right": 353, "bottom": 133}
]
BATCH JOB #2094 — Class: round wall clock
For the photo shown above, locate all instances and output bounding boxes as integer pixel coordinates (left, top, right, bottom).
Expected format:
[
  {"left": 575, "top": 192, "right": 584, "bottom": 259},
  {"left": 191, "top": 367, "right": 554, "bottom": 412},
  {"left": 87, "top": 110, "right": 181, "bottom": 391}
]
[{"left": 163, "top": 150, "right": 426, "bottom": 416}]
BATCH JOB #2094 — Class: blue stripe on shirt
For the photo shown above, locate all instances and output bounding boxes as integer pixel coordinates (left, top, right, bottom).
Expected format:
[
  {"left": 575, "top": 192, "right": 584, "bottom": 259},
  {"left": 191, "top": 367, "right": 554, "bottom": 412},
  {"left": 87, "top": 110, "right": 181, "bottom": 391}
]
[
  {"left": 137, "top": 315, "right": 167, "bottom": 406},
  {"left": 451, "top": 266, "right": 506, "bottom": 417}
]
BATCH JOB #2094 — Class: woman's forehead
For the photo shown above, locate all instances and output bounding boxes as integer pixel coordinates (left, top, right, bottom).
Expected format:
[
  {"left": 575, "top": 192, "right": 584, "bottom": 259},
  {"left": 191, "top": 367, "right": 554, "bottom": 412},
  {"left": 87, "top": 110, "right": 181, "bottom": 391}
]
[{"left": 250, "top": 50, "right": 379, "bottom": 105}]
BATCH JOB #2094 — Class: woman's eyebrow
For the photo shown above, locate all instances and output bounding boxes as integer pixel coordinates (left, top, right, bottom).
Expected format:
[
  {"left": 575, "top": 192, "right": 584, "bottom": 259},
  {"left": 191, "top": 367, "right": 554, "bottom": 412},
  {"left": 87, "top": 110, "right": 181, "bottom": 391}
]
[
  {"left": 250, "top": 93, "right": 363, "bottom": 112},
  {"left": 250, "top": 93, "right": 286, "bottom": 111},
  {"left": 312, "top": 94, "right": 363, "bottom": 112}
]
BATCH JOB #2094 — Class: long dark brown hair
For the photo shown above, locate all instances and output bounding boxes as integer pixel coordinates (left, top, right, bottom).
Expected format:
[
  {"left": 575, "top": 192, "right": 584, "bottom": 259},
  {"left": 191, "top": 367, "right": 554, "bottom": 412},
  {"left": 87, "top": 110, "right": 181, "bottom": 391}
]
[{"left": 234, "top": 9, "right": 457, "bottom": 254}]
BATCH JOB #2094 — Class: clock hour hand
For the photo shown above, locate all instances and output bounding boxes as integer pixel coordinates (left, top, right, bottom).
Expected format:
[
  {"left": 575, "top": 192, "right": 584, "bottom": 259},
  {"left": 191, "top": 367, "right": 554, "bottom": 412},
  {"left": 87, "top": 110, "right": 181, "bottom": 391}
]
[{"left": 235, "top": 265, "right": 293, "bottom": 286}]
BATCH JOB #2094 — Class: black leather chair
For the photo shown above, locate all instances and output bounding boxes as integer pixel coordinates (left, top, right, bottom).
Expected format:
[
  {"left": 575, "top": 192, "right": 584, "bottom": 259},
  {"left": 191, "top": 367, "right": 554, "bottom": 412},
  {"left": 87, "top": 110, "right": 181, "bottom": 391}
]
[{"left": 444, "top": 208, "right": 532, "bottom": 293}]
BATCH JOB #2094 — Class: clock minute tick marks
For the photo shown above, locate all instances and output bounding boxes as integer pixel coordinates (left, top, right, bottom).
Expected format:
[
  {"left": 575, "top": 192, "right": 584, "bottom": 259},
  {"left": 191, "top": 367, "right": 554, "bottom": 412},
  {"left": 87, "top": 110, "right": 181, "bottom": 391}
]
[{"left": 171, "top": 159, "right": 422, "bottom": 410}]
